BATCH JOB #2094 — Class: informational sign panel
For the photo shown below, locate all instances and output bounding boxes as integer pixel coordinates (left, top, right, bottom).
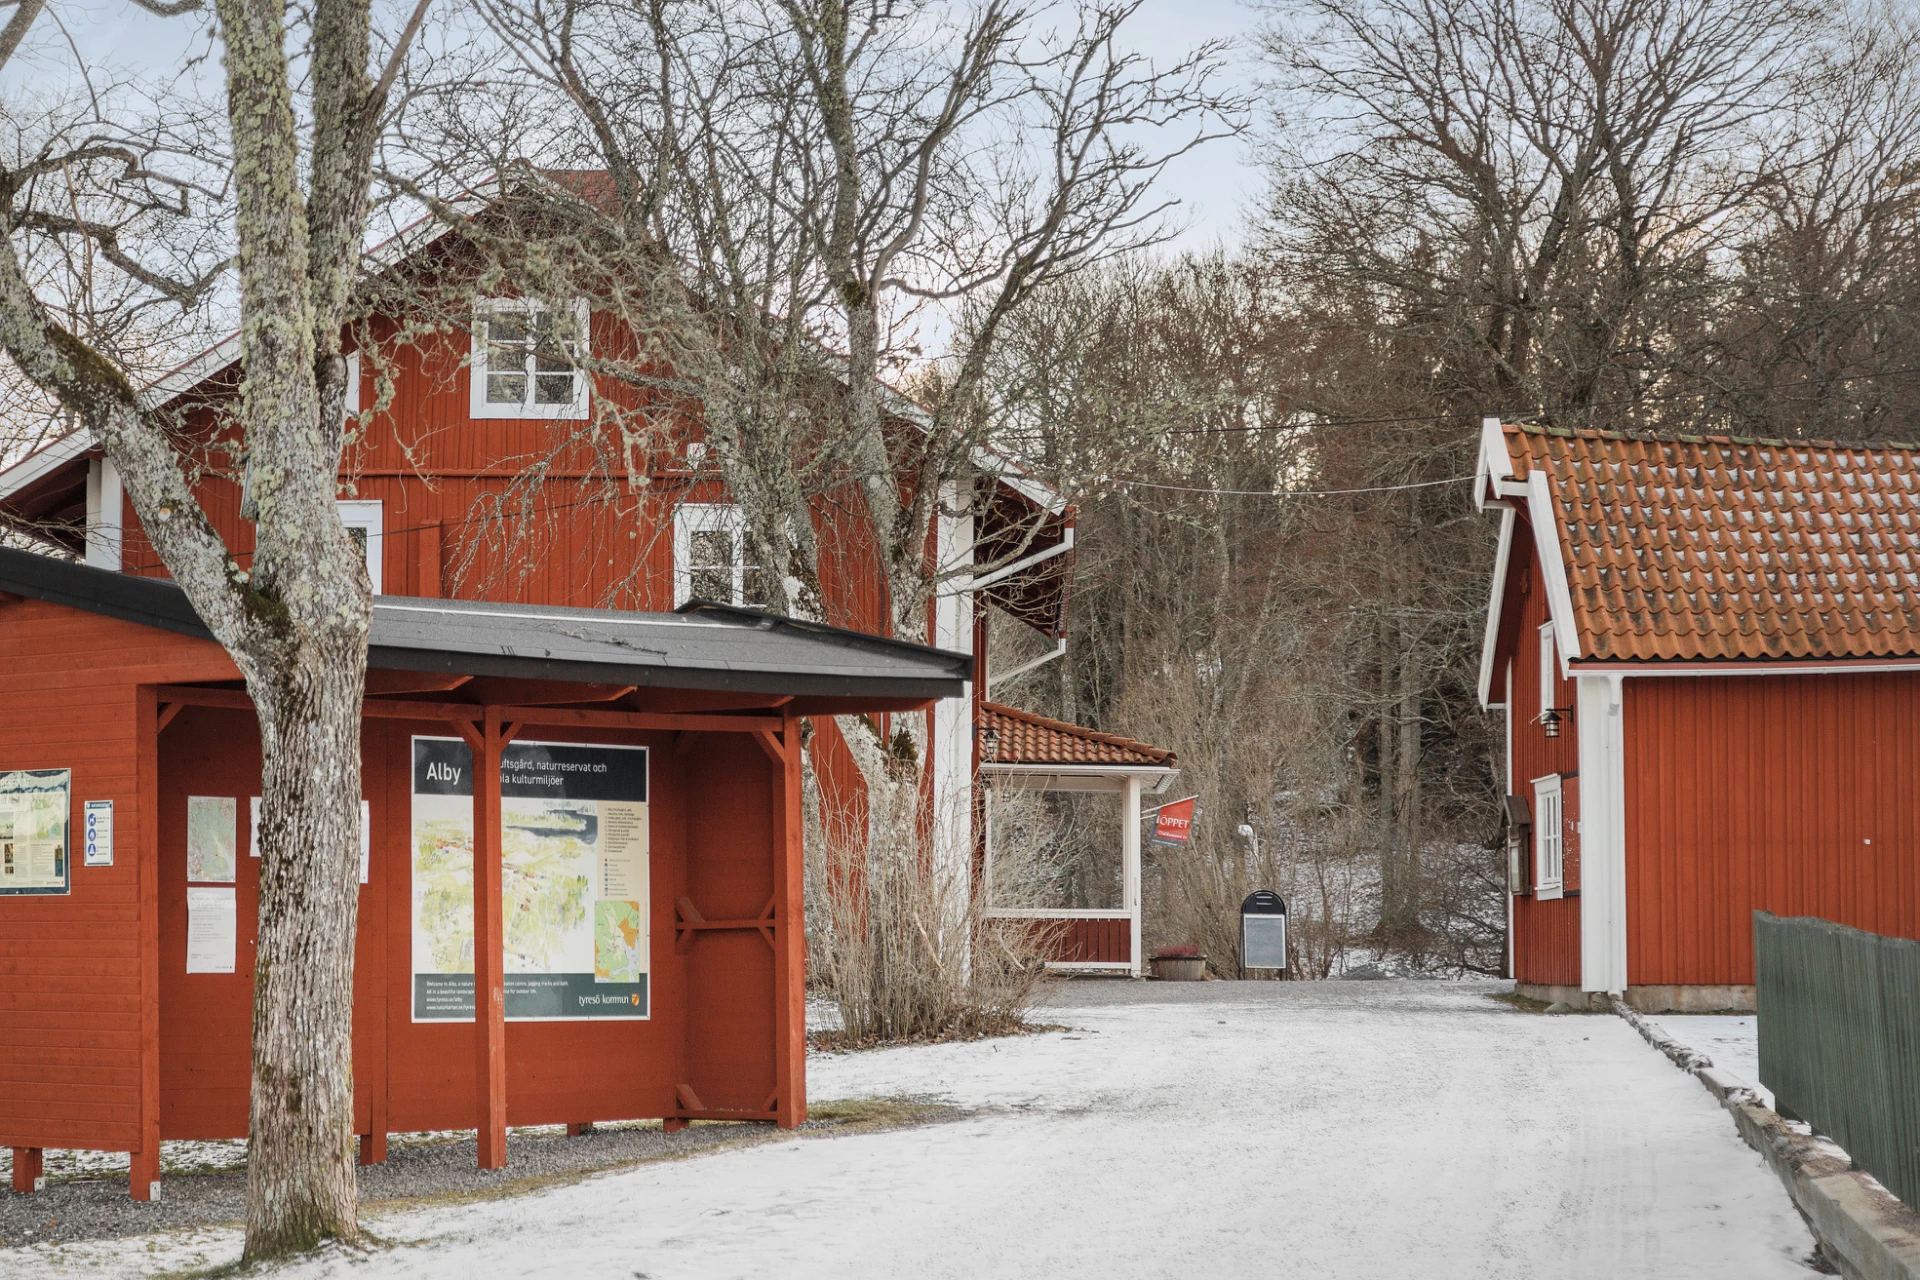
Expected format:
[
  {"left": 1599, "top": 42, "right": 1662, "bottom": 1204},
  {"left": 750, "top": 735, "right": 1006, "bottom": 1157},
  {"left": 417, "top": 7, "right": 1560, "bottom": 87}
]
[
  {"left": 410, "top": 737, "right": 650, "bottom": 1022},
  {"left": 1149, "top": 796, "right": 1198, "bottom": 848},
  {"left": 187, "top": 886, "right": 237, "bottom": 974},
  {"left": 0, "top": 768, "right": 70, "bottom": 896},
  {"left": 1241, "top": 890, "right": 1288, "bottom": 971},
  {"left": 83, "top": 799, "right": 113, "bottom": 867}
]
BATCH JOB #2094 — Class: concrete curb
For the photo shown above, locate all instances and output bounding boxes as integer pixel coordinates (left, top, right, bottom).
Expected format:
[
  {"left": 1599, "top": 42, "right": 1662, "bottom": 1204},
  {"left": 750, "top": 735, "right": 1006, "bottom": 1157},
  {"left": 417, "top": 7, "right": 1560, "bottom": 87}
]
[{"left": 1611, "top": 998, "right": 1920, "bottom": 1280}]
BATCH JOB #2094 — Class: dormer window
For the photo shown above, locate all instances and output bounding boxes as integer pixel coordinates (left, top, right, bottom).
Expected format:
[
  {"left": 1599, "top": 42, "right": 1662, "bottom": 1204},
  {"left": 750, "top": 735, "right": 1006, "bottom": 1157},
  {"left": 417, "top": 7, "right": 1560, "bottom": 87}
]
[{"left": 471, "top": 298, "right": 590, "bottom": 420}]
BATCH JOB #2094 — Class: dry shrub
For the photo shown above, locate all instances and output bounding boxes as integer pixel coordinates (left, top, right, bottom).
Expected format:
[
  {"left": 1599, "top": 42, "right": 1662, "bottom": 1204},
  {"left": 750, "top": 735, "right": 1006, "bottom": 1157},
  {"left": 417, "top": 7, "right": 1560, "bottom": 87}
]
[{"left": 806, "top": 803, "right": 1058, "bottom": 1047}]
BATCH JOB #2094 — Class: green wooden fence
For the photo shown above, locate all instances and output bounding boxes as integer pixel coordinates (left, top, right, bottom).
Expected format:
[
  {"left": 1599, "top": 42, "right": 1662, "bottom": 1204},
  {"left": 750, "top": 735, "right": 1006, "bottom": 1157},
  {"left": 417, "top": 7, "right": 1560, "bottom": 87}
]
[{"left": 1755, "top": 912, "right": 1920, "bottom": 1209}]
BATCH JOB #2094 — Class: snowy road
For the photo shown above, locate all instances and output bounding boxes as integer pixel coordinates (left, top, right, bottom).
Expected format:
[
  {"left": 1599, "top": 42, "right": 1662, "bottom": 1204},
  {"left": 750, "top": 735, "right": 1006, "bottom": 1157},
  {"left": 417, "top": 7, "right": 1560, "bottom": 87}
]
[{"left": 17, "top": 981, "right": 1819, "bottom": 1279}]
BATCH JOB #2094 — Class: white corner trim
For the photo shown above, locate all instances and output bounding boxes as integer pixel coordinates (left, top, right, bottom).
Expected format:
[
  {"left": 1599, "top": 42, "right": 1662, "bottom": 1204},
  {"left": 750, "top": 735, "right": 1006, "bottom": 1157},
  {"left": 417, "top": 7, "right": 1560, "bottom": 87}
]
[
  {"left": 1477, "top": 504, "right": 1517, "bottom": 709},
  {"left": 84, "top": 456, "right": 123, "bottom": 570},
  {"left": 1525, "top": 470, "right": 1582, "bottom": 671},
  {"left": 1475, "top": 416, "right": 1511, "bottom": 511},
  {"left": 1577, "top": 673, "right": 1628, "bottom": 995}
]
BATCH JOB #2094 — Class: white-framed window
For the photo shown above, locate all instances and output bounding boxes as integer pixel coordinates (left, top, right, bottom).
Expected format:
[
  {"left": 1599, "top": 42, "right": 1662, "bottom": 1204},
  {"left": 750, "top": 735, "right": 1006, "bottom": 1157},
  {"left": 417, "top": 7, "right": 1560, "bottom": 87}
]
[
  {"left": 337, "top": 500, "right": 384, "bottom": 594},
  {"left": 1538, "top": 620, "right": 1557, "bottom": 719},
  {"left": 470, "top": 297, "right": 590, "bottom": 420},
  {"left": 1533, "top": 773, "right": 1563, "bottom": 900},
  {"left": 673, "top": 503, "right": 766, "bottom": 608}
]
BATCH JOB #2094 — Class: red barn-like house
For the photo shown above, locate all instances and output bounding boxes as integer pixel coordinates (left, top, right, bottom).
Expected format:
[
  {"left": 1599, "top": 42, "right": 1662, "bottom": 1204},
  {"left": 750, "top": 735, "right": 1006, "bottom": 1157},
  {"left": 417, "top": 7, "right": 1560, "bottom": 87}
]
[
  {"left": 1478, "top": 418, "right": 1920, "bottom": 1012},
  {"left": 0, "top": 178, "right": 1114, "bottom": 1198}
]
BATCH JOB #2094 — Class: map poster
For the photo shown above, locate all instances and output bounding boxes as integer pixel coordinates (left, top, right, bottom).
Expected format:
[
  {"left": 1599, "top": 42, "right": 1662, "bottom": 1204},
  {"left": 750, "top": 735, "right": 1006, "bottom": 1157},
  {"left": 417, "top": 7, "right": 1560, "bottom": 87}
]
[
  {"left": 0, "top": 768, "right": 70, "bottom": 896},
  {"left": 187, "top": 796, "right": 238, "bottom": 883},
  {"left": 411, "top": 736, "right": 650, "bottom": 1022}
]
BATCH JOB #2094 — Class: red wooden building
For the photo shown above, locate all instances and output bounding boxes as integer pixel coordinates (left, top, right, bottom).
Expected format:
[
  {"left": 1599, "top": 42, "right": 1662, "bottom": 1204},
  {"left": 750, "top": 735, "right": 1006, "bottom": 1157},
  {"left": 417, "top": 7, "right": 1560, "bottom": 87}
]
[
  {"left": 0, "top": 180, "right": 1136, "bottom": 1199},
  {"left": 1478, "top": 418, "right": 1920, "bottom": 1012}
]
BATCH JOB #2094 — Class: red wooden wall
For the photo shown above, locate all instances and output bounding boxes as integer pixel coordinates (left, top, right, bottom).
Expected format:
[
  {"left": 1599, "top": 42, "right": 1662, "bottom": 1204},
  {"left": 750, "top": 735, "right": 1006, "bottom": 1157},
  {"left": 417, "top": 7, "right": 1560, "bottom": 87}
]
[
  {"left": 1500, "top": 521, "right": 1582, "bottom": 984},
  {"left": 1624, "top": 671, "right": 1920, "bottom": 986},
  {"left": 1053, "top": 917, "right": 1131, "bottom": 965},
  {"left": 0, "top": 596, "right": 237, "bottom": 1171},
  {"left": 154, "top": 705, "right": 787, "bottom": 1140}
]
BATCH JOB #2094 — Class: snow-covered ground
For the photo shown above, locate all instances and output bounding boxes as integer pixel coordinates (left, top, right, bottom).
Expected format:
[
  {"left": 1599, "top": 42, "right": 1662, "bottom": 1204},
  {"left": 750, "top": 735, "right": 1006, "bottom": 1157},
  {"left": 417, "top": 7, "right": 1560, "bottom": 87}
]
[
  {"left": 8, "top": 982, "right": 1820, "bottom": 1279},
  {"left": 1646, "top": 1015, "right": 1761, "bottom": 1089}
]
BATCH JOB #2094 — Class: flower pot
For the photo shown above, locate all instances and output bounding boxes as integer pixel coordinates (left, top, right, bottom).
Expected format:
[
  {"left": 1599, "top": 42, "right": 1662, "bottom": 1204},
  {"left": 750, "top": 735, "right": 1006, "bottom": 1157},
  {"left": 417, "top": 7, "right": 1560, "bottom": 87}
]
[{"left": 1150, "top": 955, "right": 1207, "bottom": 981}]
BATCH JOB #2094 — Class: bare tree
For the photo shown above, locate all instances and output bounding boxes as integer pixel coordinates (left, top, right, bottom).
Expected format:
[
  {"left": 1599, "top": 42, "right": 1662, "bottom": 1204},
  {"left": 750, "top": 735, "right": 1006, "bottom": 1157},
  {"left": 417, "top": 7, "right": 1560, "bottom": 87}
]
[{"left": 0, "top": 0, "right": 430, "bottom": 1256}]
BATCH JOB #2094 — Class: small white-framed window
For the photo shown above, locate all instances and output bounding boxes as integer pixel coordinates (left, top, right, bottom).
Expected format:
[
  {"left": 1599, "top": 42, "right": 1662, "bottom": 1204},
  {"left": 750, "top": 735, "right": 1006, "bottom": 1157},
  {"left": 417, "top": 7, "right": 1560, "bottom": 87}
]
[
  {"left": 1538, "top": 620, "right": 1557, "bottom": 719},
  {"left": 470, "top": 297, "right": 590, "bottom": 420},
  {"left": 673, "top": 503, "right": 766, "bottom": 608},
  {"left": 1533, "top": 773, "right": 1563, "bottom": 900},
  {"left": 336, "top": 500, "right": 384, "bottom": 595}
]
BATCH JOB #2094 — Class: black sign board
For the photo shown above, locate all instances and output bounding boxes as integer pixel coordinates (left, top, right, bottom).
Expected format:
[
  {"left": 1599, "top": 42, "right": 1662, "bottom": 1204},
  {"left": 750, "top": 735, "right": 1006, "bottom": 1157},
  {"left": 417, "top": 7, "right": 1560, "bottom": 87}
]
[{"left": 1241, "top": 890, "right": 1288, "bottom": 971}]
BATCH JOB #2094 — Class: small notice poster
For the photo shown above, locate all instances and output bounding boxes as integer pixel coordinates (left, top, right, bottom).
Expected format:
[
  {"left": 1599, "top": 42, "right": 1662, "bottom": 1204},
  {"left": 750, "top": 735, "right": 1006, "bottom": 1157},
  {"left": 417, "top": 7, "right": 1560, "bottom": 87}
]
[
  {"left": 186, "top": 886, "right": 237, "bottom": 973},
  {"left": 250, "top": 796, "right": 370, "bottom": 883},
  {"left": 0, "top": 768, "right": 70, "bottom": 896},
  {"left": 187, "top": 796, "right": 237, "bottom": 883},
  {"left": 83, "top": 800, "right": 113, "bottom": 867},
  {"left": 410, "top": 737, "right": 649, "bottom": 1022}
]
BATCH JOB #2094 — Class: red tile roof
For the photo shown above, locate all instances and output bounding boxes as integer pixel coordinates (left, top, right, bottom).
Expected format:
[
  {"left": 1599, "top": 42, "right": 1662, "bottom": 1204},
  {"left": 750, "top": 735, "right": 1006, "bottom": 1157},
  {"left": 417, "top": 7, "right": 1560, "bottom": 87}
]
[
  {"left": 978, "top": 702, "right": 1176, "bottom": 768},
  {"left": 1502, "top": 423, "right": 1920, "bottom": 663}
]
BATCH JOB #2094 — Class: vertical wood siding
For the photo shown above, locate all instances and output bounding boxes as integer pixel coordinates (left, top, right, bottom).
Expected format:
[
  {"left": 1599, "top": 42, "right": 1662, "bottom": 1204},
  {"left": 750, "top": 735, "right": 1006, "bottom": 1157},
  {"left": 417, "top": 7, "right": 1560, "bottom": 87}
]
[
  {"left": 1625, "top": 672, "right": 1920, "bottom": 986},
  {"left": 1503, "top": 523, "right": 1582, "bottom": 982},
  {"left": 0, "top": 599, "right": 236, "bottom": 1152}
]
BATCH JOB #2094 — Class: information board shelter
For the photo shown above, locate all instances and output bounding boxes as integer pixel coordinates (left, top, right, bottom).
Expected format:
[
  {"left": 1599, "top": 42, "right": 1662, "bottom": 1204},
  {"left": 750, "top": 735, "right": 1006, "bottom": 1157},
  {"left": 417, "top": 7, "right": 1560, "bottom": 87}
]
[{"left": 0, "top": 548, "right": 970, "bottom": 1200}]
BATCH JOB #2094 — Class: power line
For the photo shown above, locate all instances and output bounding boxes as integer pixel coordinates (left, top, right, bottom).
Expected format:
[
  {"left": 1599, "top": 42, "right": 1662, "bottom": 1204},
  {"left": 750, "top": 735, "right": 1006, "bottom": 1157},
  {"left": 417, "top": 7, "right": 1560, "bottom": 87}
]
[{"left": 1116, "top": 474, "right": 1475, "bottom": 497}]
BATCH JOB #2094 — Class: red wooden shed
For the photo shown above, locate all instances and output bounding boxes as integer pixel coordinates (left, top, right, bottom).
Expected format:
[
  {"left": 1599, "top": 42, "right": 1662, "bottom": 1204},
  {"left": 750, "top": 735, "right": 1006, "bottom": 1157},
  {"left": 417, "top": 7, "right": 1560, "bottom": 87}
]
[
  {"left": 0, "top": 549, "right": 969, "bottom": 1200},
  {"left": 1477, "top": 419, "right": 1920, "bottom": 1012}
]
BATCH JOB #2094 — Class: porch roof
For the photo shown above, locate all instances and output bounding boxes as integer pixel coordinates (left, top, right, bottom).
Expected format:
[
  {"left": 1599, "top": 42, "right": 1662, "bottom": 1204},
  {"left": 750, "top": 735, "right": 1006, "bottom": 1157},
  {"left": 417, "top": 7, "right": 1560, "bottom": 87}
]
[
  {"left": 978, "top": 700, "right": 1176, "bottom": 769},
  {"left": 0, "top": 548, "right": 971, "bottom": 702}
]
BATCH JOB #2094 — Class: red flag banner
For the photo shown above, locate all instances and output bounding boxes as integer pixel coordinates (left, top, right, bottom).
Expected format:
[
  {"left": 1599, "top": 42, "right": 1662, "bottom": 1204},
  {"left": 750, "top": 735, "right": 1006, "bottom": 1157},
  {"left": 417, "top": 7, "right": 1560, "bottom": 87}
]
[{"left": 1149, "top": 796, "right": 1198, "bottom": 847}]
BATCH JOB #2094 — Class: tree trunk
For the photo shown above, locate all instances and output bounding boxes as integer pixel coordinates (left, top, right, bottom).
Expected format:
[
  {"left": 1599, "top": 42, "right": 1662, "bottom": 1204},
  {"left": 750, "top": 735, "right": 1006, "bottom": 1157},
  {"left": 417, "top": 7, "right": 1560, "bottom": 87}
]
[{"left": 245, "top": 653, "right": 368, "bottom": 1255}]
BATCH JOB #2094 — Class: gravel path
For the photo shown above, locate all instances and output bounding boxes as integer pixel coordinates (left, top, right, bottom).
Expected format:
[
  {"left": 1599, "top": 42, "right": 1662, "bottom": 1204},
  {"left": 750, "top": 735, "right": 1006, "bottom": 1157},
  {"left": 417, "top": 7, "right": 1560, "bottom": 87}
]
[{"left": 0, "top": 1120, "right": 787, "bottom": 1252}]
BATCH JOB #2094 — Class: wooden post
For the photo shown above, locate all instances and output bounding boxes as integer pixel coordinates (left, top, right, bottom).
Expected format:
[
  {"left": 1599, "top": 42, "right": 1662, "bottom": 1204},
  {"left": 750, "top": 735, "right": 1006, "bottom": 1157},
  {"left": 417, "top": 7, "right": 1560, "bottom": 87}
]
[
  {"left": 462, "top": 711, "right": 513, "bottom": 1170},
  {"left": 1124, "top": 775, "right": 1143, "bottom": 980},
  {"left": 131, "top": 686, "right": 162, "bottom": 1202},
  {"left": 772, "top": 712, "right": 806, "bottom": 1127},
  {"left": 11, "top": 1147, "right": 42, "bottom": 1193}
]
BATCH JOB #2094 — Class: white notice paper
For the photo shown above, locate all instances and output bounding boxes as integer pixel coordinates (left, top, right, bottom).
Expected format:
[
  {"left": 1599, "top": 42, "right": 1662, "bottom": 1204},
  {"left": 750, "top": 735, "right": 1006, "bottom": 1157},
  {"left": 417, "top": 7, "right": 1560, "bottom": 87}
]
[
  {"left": 251, "top": 796, "right": 370, "bottom": 884},
  {"left": 186, "top": 886, "right": 237, "bottom": 974}
]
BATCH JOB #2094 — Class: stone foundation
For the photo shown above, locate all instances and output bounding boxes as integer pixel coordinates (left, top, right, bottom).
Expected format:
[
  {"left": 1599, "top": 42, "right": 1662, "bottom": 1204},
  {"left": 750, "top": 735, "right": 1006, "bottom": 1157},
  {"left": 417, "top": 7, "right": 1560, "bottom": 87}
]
[{"left": 1515, "top": 982, "right": 1756, "bottom": 1013}]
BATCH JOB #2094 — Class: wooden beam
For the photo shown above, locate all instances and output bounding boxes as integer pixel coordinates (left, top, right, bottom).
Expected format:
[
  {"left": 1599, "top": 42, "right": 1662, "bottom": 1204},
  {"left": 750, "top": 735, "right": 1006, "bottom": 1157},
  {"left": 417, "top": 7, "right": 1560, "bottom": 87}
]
[
  {"left": 494, "top": 706, "right": 783, "bottom": 733},
  {"left": 131, "top": 686, "right": 161, "bottom": 1202},
  {"left": 473, "top": 710, "right": 509, "bottom": 1171},
  {"left": 457, "top": 678, "right": 637, "bottom": 706},
  {"left": 11, "top": 1147, "right": 41, "bottom": 1194},
  {"left": 155, "top": 703, "right": 184, "bottom": 734},
  {"left": 365, "top": 671, "right": 472, "bottom": 696},
  {"left": 773, "top": 709, "right": 806, "bottom": 1128},
  {"left": 155, "top": 684, "right": 484, "bottom": 724},
  {"left": 751, "top": 728, "right": 784, "bottom": 765}
]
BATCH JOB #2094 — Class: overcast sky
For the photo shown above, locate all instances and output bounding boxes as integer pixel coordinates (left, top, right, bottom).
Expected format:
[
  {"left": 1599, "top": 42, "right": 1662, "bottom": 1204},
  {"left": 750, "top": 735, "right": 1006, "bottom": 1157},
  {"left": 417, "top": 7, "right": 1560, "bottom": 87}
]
[{"left": 58, "top": 0, "right": 1265, "bottom": 252}]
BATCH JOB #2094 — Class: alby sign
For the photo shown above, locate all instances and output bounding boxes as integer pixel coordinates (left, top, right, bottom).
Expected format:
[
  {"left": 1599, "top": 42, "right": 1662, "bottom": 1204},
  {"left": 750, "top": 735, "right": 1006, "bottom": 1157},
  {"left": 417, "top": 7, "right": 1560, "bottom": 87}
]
[{"left": 1148, "top": 796, "right": 1199, "bottom": 847}]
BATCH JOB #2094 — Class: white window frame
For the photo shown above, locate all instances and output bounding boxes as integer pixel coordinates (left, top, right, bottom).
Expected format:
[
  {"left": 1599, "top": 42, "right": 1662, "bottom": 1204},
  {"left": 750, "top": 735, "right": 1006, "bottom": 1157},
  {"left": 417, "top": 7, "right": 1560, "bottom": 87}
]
[
  {"left": 1533, "top": 773, "right": 1563, "bottom": 900},
  {"left": 336, "top": 500, "right": 384, "bottom": 595},
  {"left": 470, "top": 297, "right": 591, "bottom": 420},
  {"left": 674, "top": 503, "right": 753, "bottom": 607}
]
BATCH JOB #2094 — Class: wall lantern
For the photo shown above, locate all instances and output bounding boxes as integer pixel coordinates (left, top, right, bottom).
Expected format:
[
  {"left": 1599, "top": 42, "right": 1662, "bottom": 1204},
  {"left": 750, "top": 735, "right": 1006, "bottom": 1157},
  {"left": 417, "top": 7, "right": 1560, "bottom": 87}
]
[
  {"left": 980, "top": 726, "right": 1001, "bottom": 762},
  {"left": 1541, "top": 706, "right": 1572, "bottom": 738}
]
